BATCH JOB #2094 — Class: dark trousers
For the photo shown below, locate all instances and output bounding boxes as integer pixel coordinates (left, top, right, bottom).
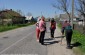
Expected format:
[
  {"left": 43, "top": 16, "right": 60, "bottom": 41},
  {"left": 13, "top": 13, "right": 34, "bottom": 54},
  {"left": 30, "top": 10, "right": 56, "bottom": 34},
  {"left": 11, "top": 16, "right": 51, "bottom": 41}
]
[
  {"left": 50, "top": 29, "right": 55, "bottom": 38},
  {"left": 65, "top": 29, "right": 73, "bottom": 47},
  {"left": 39, "top": 31, "right": 45, "bottom": 44},
  {"left": 61, "top": 27, "right": 65, "bottom": 34}
]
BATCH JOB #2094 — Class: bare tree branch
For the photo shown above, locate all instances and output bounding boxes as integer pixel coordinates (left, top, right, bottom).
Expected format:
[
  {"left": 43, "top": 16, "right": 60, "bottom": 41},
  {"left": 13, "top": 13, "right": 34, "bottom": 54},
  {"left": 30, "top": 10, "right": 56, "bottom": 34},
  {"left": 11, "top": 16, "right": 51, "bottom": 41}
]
[
  {"left": 27, "top": 12, "right": 32, "bottom": 16},
  {"left": 76, "top": 0, "right": 85, "bottom": 26},
  {"left": 52, "top": 0, "right": 71, "bottom": 21},
  {"left": 77, "top": 0, "right": 85, "bottom": 17}
]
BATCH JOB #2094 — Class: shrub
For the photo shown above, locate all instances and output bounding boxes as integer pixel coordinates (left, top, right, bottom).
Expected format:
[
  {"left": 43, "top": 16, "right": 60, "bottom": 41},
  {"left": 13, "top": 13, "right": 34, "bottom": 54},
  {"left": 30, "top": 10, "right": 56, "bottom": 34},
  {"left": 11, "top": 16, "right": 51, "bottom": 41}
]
[{"left": 72, "top": 30, "right": 85, "bottom": 53}]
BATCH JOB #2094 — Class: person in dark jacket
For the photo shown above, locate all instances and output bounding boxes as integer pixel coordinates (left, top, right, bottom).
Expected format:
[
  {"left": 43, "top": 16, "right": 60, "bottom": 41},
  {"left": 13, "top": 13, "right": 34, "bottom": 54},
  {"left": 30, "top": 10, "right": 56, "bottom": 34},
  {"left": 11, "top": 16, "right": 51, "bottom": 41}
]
[{"left": 62, "top": 20, "right": 73, "bottom": 49}]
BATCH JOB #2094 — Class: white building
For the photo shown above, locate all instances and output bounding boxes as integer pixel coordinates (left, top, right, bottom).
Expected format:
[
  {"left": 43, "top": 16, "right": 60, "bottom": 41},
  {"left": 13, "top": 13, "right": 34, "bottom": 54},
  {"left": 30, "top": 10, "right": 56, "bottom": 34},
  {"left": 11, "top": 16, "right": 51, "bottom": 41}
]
[
  {"left": 25, "top": 16, "right": 33, "bottom": 20},
  {"left": 25, "top": 16, "right": 34, "bottom": 23}
]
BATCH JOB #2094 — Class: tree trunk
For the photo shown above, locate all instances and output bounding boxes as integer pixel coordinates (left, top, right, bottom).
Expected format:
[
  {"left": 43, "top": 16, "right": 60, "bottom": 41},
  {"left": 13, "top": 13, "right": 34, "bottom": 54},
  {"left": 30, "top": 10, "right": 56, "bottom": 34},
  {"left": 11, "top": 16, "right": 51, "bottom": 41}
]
[{"left": 66, "top": 12, "right": 71, "bottom": 22}]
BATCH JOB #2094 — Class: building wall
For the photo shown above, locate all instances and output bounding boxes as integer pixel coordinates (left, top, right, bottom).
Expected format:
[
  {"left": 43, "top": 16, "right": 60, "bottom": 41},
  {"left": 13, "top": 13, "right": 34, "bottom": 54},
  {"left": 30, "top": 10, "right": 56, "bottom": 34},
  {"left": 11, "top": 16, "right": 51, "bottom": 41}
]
[{"left": 74, "top": 24, "right": 85, "bottom": 34}]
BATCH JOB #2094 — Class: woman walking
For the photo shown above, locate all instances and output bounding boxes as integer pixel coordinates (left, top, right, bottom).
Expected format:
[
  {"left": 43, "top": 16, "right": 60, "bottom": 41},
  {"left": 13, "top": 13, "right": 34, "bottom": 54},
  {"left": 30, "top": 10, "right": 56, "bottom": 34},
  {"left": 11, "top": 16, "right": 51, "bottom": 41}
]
[{"left": 50, "top": 18, "right": 56, "bottom": 38}]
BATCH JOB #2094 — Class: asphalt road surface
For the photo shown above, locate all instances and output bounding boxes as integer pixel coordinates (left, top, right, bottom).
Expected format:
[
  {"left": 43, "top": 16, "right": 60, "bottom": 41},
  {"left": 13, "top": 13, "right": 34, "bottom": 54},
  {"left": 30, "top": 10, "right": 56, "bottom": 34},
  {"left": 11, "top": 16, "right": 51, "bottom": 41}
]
[{"left": 0, "top": 22, "right": 51, "bottom": 55}]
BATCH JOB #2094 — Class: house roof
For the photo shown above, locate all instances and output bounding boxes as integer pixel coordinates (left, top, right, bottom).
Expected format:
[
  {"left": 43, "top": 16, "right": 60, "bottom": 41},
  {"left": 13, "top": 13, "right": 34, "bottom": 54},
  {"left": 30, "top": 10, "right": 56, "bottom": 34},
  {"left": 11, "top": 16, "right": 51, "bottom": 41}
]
[
  {"left": 59, "top": 13, "right": 76, "bottom": 21},
  {"left": 25, "top": 16, "right": 33, "bottom": 20},
  {"left": 60, "top": 14, "right": 69, "bottom": 19},
  {"left": 0, "top": 9, "right": 22, "bottom": 19}
]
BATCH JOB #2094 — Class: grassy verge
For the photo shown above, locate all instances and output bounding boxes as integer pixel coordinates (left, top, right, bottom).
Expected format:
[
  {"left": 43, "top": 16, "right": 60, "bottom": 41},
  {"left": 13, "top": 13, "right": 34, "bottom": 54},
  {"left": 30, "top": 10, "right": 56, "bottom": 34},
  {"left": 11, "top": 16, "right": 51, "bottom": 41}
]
[
  {"left": 72, "top": 30, "right": 85, "bottom": 55},
  {"left": 57, "top": 23, "right": 85, "bottom": 55},
  {"left": 0, "top": 22, "right": 35, "bottom": 32},
  {"left": 57, "top": 23, "right": 62, "bottom": 28}
]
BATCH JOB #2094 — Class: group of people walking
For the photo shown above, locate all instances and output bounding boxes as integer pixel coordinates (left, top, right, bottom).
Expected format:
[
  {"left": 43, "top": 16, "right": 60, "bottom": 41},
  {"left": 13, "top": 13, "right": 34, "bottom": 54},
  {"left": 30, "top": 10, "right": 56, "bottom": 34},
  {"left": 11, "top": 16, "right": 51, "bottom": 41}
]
[
  {"left": 36, "top": 16, "right": 56, "bottom": 45},
  {"left": 36, "top": 16, "right": 73, "bottom": 49}
]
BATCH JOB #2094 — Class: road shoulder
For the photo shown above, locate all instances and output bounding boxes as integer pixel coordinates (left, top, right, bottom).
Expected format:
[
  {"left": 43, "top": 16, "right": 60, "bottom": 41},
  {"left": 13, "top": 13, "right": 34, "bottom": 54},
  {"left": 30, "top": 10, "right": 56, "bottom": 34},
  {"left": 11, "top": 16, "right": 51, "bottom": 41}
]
[{"left": 47, "top": 25, "right": 74, "bottom": 55}]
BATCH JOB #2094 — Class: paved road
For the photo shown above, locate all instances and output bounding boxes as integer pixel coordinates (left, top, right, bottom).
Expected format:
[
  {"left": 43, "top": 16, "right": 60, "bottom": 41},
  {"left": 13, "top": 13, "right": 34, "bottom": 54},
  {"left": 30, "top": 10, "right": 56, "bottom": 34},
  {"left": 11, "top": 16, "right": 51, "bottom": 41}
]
[
  {"left": 0, "top": 22, "right": 74, "bottom": 55},
  {"left": 0, "top": 23, "right": 51, "bottom": 55}
]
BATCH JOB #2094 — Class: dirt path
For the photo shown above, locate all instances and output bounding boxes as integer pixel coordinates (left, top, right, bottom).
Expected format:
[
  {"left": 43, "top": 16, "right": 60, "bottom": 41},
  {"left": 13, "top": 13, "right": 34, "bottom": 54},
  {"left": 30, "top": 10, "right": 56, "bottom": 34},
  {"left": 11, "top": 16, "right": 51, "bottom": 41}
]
[{"left": 47, "top": 25, "right": 75, "bottom": 55}]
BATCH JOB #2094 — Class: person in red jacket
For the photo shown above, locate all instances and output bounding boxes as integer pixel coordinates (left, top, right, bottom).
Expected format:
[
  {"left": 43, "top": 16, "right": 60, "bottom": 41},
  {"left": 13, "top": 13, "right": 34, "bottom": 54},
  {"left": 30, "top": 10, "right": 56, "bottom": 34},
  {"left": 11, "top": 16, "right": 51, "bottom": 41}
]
[{"left": 50, "top": 18, "right": 56, "bottom": 38}]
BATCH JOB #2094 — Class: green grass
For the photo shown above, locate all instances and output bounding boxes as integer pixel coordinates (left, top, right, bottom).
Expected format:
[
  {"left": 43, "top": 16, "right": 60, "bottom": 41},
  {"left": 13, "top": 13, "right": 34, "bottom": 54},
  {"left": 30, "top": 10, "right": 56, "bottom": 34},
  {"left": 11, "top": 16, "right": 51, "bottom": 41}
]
[
  {"left": 57, "top": 23, "right": 62, "bottom": 28},
  {"left": 57, "top": 23, "right": 85, "bottom": 55},
  {"left": 72, "top": 30, "right": 85, "bottom": 54},
  {"left": 0, "top": 23, "right": 35, "bottom": 32}
]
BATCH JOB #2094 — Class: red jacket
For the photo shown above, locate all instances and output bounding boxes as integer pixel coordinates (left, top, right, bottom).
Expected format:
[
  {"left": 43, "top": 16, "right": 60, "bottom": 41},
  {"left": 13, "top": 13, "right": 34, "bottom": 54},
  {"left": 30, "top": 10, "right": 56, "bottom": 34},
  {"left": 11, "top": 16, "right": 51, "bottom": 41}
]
[{"left": 50, "top": 22, "right": 56, "bottom": 29}]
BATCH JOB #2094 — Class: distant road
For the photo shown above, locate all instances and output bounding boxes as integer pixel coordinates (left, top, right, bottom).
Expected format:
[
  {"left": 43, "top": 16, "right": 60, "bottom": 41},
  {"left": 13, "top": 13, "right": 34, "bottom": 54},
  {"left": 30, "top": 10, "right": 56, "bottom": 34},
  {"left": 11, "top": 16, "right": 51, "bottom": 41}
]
[{"left": 0, "top": 22, "right": 50, "bottom": 55}]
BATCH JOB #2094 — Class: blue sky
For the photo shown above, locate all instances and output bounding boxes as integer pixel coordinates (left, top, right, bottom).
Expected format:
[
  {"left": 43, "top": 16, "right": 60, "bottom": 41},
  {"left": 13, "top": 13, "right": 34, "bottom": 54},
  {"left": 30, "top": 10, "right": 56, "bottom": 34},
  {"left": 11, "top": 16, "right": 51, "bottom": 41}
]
[{"left": 0, "top": 0, "right": 64, "bottom": 18}]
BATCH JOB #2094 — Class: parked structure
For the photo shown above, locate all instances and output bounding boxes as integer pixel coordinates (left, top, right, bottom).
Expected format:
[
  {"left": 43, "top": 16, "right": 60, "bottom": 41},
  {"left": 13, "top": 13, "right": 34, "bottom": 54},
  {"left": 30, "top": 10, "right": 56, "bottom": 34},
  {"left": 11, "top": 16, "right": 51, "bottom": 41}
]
[
  {"left": 0, "top": 9, "right": 25, "bottom": 25},
  {"left": 59, "top": 13, "right": 76, "bottom": 22},
  {"left": 25, "top": 16, "right": 35, "bottom": 23},
  {"left": 59, "top": 13, "right": 70, "bottom": 22}
]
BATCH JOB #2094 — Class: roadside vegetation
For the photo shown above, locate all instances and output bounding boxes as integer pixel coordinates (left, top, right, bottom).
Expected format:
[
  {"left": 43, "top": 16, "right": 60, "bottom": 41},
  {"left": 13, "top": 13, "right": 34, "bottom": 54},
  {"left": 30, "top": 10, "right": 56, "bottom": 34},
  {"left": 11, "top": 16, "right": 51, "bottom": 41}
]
[
  {"left": 0, "top": 22, "right": 35, "bottom": 32},
  {"left": 72, "top": 30, "right": 85, "bottom": 55},
  {"left": 0, "top": 9, "right": 36, "bottom": 32},
  {"left": 57, "top": 23, "right": 62, "bottom": 28},
  {"left": 57, "top": 23, "right": 85, "bottom": 55}
]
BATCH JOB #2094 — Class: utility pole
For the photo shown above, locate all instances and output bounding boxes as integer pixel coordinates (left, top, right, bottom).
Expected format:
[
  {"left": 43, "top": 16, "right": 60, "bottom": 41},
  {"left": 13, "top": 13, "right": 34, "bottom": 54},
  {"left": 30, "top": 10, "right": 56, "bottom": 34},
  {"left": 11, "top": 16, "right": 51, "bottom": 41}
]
[
  {"left": 55, "top": 11, "right": 56, "bottom": 15},
  {"left": 41, "top": 12, "right": 43, "bottom": 16},
  {"left": 54, "top": 11, "right": 56, "bottom": 19},
  {"left": 71, "top": 0, "right": 74, "bottom": 29}
]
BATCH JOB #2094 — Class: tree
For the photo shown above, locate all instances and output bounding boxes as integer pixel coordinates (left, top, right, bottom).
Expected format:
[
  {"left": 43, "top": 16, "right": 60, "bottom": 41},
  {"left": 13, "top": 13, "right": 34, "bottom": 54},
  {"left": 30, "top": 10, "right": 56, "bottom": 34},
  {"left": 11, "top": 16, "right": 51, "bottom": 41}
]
[
  {"left": 52, "top": 0, "right": 71, "bottom": 21},
  {"left": 54, "top": 15, "right": 59, "bottom": 22},
  {"left": 17, "top": 9, "right": 24, "bottom": 16},
  {"left": 76, "top": 0, "right": 85, "bottom": 26},
  {"left": 27, "top": 12, "right": 32, "bottom": 16}
]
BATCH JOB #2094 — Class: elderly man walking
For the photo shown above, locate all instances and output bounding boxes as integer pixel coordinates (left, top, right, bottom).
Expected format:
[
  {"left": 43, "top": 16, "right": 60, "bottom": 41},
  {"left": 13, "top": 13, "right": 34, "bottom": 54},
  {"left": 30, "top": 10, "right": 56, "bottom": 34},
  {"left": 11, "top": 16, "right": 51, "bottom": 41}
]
[{"left": 61, "top": 20, "right": 73, "bottom": 49}]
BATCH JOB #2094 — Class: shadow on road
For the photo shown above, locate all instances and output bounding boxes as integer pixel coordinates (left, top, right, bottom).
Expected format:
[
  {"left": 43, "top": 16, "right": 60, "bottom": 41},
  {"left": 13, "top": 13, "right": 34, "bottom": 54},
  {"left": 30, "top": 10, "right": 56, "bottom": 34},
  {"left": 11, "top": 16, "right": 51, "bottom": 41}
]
[
  {"left": 43, "top": 36, "right": 65, "bottom": 45},
  {"left": 66, "top": 42, "right": 82, "bottom": 49},
  {"left": 71, "top": 42, "right": 81, "bottom": 48},
  {"left": 64, "top": 42, "right": 81, "bottom": 49},
  {"left": 44, "top": 38, "right": 53, "bottom": 41},
  {"left": 54, "top": 36, "right": 65, "bottom": 38},
  {"left": 44, "top": 40, "right": 59, "bottom": 45}
]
